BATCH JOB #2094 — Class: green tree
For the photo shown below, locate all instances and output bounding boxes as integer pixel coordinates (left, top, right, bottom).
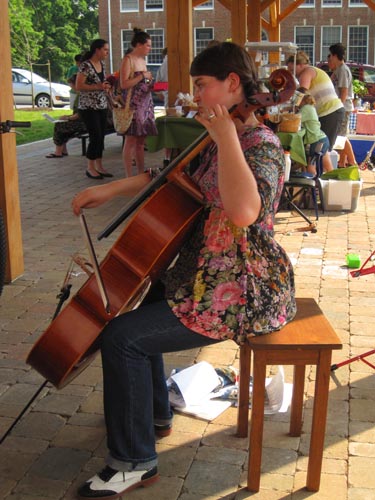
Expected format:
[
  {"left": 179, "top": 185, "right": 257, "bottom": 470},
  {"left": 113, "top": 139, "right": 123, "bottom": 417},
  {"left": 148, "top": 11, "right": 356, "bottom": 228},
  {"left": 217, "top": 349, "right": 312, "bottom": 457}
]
[
  {"left": 9, "top": 0, "right": 99, "bottom": 83},
  {"left": 9, "top": 0, "right": 42, "bottom": 69}
]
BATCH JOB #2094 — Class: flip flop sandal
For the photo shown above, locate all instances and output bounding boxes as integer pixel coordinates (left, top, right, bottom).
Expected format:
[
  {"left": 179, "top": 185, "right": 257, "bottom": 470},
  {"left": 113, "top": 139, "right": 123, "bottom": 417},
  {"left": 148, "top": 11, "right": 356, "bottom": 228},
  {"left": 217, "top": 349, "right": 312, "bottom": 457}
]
[{"left": 46, "top": 153, "right": 63, "bottom": 158}]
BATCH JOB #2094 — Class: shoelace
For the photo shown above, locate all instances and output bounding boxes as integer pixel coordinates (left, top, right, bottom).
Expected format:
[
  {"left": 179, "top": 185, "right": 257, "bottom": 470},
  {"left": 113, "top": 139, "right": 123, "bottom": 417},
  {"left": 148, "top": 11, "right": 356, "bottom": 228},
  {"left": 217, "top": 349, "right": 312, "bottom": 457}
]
[{"left": 98, "top": 466, "right": 118, "bottom": 482}]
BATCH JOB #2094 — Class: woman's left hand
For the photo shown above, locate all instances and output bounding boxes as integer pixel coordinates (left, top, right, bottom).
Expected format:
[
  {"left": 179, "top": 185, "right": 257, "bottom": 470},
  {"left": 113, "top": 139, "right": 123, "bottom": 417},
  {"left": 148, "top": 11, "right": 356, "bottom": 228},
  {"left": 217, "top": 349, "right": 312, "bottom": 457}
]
[{"left": 195, "top": 105, "right": 238, "bottom": 143}]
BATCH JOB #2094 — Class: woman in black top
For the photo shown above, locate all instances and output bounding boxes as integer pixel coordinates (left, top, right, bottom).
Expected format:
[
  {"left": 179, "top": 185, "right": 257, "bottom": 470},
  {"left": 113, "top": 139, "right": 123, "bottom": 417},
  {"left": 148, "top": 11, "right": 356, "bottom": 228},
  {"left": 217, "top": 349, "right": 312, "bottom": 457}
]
[{"left": 76, "top": 39, "right": 113, "bottom": 179}]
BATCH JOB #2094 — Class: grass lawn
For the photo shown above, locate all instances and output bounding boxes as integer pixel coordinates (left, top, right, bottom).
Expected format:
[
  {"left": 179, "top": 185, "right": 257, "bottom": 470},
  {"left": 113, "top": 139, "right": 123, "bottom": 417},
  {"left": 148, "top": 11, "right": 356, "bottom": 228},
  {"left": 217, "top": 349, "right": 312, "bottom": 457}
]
[{"left": 14, "top": 108, "right": 72, "bottom": 146}]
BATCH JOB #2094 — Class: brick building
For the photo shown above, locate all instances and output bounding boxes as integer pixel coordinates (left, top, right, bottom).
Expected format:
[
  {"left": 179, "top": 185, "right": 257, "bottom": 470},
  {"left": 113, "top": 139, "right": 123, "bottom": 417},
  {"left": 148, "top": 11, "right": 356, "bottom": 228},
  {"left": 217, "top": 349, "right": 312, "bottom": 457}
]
[{"left": 98, "top": 1, "right": 375, "bottom": 75}]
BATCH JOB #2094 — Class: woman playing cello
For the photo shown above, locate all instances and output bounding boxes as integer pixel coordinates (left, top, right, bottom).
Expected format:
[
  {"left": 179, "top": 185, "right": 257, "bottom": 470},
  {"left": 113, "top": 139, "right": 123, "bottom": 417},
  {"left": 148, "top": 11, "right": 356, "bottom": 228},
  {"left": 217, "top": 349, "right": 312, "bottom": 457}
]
[{"left": 72, "top": 42, "right": 296, "bottom": 499}]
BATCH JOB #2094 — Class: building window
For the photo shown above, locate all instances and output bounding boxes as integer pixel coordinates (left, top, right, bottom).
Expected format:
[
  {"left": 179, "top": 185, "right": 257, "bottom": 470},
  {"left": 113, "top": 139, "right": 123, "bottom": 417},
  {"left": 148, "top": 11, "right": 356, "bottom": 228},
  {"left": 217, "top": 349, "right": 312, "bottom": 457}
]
[
  {"left": 348, "top": 26, "right": 368, "bottom": 64},
  {"left": 295, "top": 26, "right": 315, "bottom": 63},
  {"left": 321, "top": 26, "right": 341, "bottom": 61},
  {"left": 300, "top": 0, "right": 315, "bottom": 7},
  {"left": 322, "top": 0, "right": 342, "bottom": 6},
  {"left": 144, "top": 0, "right": 163, "bottom": 11},
  {"left": 146, "top": 28, "right": 164, "bottom": 68},
  {"left": 121, "top": 30, "right": 134, "bottom": 57},
  {"left": 349, "top": 0, "right": 366, "bottom": 5},
  {"left": 194, "top": 0, "right": 214, "bottom": 10},
  {"left": 194, "top": 27, "right": 214, "bottom": 55},
  {"left": 120, "top": 0, "right": 139, "bottom": 12}
]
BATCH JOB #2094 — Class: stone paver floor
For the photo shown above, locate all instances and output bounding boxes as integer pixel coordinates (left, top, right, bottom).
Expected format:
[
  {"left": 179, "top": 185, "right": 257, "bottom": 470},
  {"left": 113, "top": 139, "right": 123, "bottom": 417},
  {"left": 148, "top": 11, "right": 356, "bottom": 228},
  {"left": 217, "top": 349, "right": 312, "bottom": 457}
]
[{"left": 1, "top": 133, "right": 375, "bottom": 499}]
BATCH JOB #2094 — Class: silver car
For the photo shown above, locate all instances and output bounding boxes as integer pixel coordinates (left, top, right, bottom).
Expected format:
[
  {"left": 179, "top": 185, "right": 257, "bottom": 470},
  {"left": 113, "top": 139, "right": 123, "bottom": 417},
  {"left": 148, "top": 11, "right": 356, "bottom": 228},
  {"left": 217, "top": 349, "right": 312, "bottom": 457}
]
[{"left": 12, "top": 68, "right": 71, "bottom": 108}]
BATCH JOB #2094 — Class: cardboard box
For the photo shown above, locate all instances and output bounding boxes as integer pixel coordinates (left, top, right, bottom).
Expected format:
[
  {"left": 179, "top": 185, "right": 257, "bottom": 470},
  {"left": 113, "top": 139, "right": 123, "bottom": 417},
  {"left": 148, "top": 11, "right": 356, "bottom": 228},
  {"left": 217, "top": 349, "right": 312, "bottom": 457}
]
[{"left": 319, "top": 179, "right": 362, "bottom": 211}]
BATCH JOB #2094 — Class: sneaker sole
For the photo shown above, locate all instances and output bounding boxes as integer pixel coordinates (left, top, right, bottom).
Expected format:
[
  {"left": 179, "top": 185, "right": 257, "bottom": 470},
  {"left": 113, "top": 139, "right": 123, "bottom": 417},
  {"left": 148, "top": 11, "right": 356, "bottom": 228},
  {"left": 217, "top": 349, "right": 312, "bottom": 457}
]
[{"left": 78, "top": 473, "right": 159, "bottom": 500}]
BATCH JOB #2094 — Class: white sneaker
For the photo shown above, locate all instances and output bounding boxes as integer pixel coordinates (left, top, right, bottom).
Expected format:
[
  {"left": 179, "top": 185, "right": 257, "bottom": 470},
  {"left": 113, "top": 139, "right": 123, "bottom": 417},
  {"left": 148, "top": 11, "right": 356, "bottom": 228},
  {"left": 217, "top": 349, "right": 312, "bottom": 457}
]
[{"left": 77, "top": 465, "right": 159, "bottom": 499}]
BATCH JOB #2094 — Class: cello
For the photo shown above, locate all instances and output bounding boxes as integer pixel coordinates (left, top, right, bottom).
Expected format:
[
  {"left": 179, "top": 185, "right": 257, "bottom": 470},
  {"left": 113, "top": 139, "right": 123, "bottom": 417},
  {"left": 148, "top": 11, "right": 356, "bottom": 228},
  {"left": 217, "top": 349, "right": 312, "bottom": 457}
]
[{"left": 27, "top": 69, "right": 296, "bottom": 388}]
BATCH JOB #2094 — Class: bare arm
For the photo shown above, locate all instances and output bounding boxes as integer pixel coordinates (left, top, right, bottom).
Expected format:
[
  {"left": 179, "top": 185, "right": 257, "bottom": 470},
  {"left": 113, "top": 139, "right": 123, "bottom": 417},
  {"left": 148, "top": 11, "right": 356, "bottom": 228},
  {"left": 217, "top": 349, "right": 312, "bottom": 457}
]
[
  {"left": 338, "top": 87, "right": 349, "bottom": 103},
  {"left": 75, "top": 71, "right": 110, "bottom": 92},
  {"left": 195, "top": 106, "right": 261, "bottom": 228},
  {"left": 72, "top": 173, "right": 151, "bottom": 215},
  {"left": 297, "top": 66, "right": 317, "bottom": 91},
  {"left": 119, "top": 56, "right": 150, "bottom": 90}
]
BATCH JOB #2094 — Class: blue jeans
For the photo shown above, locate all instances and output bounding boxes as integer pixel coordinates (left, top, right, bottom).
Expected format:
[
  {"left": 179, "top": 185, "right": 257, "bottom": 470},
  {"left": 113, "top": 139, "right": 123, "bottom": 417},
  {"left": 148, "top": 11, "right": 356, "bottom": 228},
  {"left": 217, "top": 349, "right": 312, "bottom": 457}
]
[{"left": 101, "top": 299, "right": 221, "bottom": 472}]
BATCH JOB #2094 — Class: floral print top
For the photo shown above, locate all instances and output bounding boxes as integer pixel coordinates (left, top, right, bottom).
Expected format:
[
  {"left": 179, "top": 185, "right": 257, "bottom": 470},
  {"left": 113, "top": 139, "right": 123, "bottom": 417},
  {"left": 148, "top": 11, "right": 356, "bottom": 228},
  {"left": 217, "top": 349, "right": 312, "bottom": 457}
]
[
  {"left": 163, "top": 123, "right": 296, "bottom": 345},
  {"left": 78, "top": 61, "right": 108, "bottom": 111}
]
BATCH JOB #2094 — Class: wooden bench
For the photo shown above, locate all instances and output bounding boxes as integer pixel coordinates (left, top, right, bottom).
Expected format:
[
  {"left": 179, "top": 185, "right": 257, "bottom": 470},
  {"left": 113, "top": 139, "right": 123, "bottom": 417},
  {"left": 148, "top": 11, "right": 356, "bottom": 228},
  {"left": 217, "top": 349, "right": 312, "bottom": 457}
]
[
  {"left": 237, "top": 297, "right": 342, "bottom": 492},
  {"left": 78, "top": 128, "right": 117, "bottom": 156}
]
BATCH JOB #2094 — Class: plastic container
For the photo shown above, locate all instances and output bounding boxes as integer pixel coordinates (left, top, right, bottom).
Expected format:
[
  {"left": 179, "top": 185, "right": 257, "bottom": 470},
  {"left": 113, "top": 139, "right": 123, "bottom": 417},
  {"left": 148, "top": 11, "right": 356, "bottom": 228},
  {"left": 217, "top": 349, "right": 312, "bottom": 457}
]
[
  {"left": 284, "top": 151, "right": 291, "bottom": 181},
  {"left": 346, "top": 254, "right": 361, "bottom": 268},
  {"left": 329, "top": 150, "right": 339, "bottom": 169},
  {"left": 319, "top": 179, "right": 362, "bottom": 211}
]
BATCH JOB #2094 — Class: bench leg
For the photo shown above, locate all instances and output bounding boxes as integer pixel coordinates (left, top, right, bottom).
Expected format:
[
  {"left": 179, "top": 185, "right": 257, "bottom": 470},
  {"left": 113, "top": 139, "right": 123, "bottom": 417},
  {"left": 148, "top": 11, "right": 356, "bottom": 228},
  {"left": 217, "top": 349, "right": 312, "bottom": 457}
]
[
  {"left": 237, "top": 344, "right": 251, "bottom": 438},
  {"left": 306, "top": 350, "right": 332, "bottom": 491},
  {"left": 290, "top": 365, "right": 305, "bottom": 436},
  {"left": 247, "top": 351, "right": 267, "bottom": 492},
  {"left": 82, "top": 137, "right": 87, "bottom": 156}
]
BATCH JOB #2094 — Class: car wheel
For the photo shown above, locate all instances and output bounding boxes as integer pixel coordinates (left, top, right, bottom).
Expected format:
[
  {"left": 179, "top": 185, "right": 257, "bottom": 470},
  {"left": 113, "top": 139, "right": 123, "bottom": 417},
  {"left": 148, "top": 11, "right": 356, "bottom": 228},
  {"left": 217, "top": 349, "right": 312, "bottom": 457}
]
[{"left": 35, "top": 93, "right": 51, "bottom": 108}]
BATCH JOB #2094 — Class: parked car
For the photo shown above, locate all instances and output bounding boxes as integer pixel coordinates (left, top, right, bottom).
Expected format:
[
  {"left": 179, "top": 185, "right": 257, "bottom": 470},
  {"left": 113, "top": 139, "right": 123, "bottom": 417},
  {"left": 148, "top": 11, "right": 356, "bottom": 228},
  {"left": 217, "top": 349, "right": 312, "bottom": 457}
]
[
  {"left": 12, "top": 68, "right": 71, "bottom": 108},
  {"left": 317, "top": 61, "right": 375, "bottom": 103}
]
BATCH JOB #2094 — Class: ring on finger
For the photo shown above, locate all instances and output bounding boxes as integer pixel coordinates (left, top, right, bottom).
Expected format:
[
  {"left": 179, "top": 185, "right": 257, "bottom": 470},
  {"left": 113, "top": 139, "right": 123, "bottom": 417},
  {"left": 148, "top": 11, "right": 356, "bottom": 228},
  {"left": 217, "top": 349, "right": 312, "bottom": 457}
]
[{"left": 207, "top": 113, "right": 216, "bottom": 120}]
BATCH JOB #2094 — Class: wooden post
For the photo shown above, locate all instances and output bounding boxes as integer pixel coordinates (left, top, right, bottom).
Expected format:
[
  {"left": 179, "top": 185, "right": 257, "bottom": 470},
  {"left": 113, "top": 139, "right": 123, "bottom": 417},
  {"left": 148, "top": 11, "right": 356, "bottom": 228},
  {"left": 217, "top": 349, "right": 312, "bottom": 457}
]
[
  {"left": 0, "top": 0, "right": 24, "bottom": 282},
  {"left": 166, "top": 0, "right": 193, "bottom": 107},
  {"left": 231, "top": 0, "right": 247, "bottom": 46}
]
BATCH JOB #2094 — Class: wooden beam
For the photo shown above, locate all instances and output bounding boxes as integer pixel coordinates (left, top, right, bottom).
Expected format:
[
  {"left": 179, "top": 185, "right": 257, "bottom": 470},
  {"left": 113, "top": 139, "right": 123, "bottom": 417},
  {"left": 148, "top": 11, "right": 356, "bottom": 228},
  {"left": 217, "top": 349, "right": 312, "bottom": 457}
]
[
  {"left": 361, "top": 0, "right": 375, "bottom": 9},
  {"left": 217, "top": 0, "right": 232, "bottom": 9},
  {"left": 0, "top": 0, "right": 24, "bottom": 282},
  {"left": 231, "top": 0, "right": 247, "bottom": 45},
  {"left": 247, "top": 0, "right": 262, "bottom": 43},
  {"left": 268, "top": 0, "right": 281, "bottom": 63},
  {"left": 166, "top": 0, "right": 193, "bottom": 106},
  {"left": 279, "top": 0, "right": 306, "bottom": 22}
]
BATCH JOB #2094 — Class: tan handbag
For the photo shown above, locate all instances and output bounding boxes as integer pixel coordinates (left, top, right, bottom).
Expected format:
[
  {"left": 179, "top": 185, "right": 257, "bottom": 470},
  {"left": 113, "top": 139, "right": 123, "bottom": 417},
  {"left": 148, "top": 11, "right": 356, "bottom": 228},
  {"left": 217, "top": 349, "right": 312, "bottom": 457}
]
[{"left": 112, "top": 58, "right": 134, "bottom": 134}]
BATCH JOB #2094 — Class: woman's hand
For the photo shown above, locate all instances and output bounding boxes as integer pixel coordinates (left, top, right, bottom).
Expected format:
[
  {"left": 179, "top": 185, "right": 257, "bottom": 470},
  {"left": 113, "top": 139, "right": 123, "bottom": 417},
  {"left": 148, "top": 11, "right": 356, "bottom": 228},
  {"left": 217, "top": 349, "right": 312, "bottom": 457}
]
[
  {"left": 195, "top": 105, "right": 237, "bottom": 144},
  {"left": 72, "top": 174, "right": 151, "bottom": 216},
  {"left": 72, "top": 184, "right": 114, "bottom": 215},
  {"left": 142, "top": 71, "right": 153, "bottom": 82}
]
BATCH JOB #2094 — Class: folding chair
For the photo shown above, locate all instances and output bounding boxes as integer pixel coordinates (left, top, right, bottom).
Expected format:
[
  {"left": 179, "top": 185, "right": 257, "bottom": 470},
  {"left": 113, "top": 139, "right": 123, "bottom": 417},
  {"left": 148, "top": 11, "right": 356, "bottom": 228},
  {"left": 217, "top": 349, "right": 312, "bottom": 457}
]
[{"left": 281, "top": 143, "right": 324, "bottom": 225}]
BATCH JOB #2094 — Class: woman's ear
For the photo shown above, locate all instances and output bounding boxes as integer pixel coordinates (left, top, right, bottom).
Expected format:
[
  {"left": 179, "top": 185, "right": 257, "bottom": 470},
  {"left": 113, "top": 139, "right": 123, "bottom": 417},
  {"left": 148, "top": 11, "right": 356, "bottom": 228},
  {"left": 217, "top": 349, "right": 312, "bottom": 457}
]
[{"left": 228, "top": 72, "right": 241, "bottom": 92}]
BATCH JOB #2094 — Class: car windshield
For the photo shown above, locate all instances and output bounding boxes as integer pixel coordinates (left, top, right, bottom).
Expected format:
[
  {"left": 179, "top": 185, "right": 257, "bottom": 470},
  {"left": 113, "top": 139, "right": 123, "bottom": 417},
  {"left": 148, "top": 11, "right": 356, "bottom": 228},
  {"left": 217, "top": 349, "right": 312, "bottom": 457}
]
[{"left": 364, "top": 69, "right": 375, "bottom": 84}]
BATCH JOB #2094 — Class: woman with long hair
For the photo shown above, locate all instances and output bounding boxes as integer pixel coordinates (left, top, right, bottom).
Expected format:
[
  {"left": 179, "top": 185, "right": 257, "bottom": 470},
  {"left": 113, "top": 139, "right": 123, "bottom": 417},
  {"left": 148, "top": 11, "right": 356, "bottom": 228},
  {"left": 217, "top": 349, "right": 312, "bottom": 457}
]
[
  {"left": 120, "top": 28, "right": 157, "bottom": 177},
  {"left": 76, "top": 38, "right": 113, "bottom": 179}
]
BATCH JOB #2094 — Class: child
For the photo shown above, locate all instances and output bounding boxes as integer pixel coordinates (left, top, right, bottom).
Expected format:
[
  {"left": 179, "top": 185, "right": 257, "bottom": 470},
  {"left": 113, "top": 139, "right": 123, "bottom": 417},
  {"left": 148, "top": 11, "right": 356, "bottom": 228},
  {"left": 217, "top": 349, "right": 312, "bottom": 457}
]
[
  {"left": 299, "top": 93, "right": 333, "bottom": 175},
  {"left": 72, "top": 42, "right": 296, "bottom": 499}
]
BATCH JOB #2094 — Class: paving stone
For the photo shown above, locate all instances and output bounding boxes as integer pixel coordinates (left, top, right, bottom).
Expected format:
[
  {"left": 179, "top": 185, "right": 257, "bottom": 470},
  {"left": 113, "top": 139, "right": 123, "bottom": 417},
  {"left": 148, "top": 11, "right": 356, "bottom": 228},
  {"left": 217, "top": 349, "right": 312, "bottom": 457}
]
[
  {"left": 28, "top": 446, "right": 91, "bottom": 481},
  {"left": 202, "top": 423, "right": 248, "bottom": 450},
  {"left": 157, "top": 443, "right": 196, "bottom": 476},
  {"left": 349, "top": 456, "right": 375, "bottom": 488},
  {"left": 33, "top": 393, "right": 83, "bottom": 416},
  {"left": 0, "top": 450, "right": 38, "bottom": 480},
  {"left": 348, "top": 487, "right": 375, "bottom": 500},
  {"left": 293, "top": 471, "right": 348, "bottom": 498},
  {"left": 12, "top": 412, "right": 66, "bottom": 440},
  {"left": 1, "top": 435, "right": 49, "bottom": 454},
  {"left": 52, "top": 423, "right": 106, "bottom": 451},
  {"left": 13, "top": 475, "right": 69, "bottom": 498},
  {"left": 184, "top": 460, "right": 242, "bottom": 497},
  {"left": 349, "top": 441, "right": 375, "bottom": 457}
]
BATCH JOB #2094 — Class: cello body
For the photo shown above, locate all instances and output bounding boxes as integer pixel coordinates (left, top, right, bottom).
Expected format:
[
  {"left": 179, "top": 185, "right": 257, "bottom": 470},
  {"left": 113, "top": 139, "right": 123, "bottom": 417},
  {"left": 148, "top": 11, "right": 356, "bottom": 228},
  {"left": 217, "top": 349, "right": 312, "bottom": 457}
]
[{"left": 27, "top": 178, "right": 203, "bottom": 388}]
